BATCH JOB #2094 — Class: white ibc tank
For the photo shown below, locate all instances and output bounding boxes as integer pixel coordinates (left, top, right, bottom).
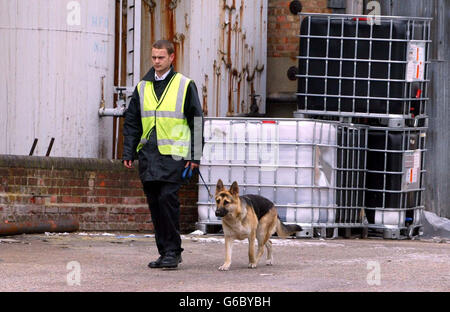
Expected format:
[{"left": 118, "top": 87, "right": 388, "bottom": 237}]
[{"left": 198, "top": 118, "right": 342, "bottom": 225}]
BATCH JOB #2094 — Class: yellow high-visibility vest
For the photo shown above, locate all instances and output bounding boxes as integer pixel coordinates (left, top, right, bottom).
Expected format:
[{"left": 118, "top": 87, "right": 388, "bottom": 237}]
[{"left": 136, "top": 73, "right": 191, "bottom": 158}]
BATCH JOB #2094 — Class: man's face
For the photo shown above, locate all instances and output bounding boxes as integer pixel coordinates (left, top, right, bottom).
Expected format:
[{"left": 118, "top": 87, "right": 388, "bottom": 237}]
[{"left": 152, "top": 48, "right": 174, "bottom": 76}]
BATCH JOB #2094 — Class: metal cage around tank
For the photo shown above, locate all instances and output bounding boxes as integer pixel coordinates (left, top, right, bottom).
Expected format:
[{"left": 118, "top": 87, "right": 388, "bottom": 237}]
[
  {"left": 294, "top": 13, "right": 432, "bottom": 122},
  {"left": 365, "top": 125, "right": 427, "bottom": 239},
  {"left": 196, "top": 118, "right": 369, "bottom": 237}
]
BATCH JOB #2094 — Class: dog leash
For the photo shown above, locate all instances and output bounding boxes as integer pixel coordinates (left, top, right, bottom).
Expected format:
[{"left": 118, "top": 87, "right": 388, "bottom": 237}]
[
  {"left": 198, "top": 170, "right": 213, "bottom": 200},
  {"left": 182, "top": 164, "right": 213, "bottom": 200}
]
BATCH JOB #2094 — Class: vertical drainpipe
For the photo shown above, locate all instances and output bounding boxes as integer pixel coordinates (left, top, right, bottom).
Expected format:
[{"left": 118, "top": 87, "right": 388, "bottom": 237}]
[
  {"left": 118, "top": 0, "right": 123, "bottom": 88},
  {"left": 134, "top": 0, "right": 142, "bottom": 86}
]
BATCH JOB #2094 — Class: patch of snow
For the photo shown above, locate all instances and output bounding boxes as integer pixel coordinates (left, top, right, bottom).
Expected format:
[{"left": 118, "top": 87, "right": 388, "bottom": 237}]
[
  {"left": 184, "top": 235, "right": 345, "bottom": 247},
  {"left": 189, "top": 230, "right": 205, "bottom": 235},
  {"left": 44, "top": 232, "right": 69, "bottom": 236}
]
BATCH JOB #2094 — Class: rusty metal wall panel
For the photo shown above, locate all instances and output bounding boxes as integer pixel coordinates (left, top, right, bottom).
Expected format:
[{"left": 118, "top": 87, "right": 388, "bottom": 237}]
[
  {"left": 192, "top": 0, "right": 268, "bottom": 117},
  {"left": 140, "top": 0, "right": 191, "bottom": 76},
  {"left": 139, "top": 0, "right": 267, "bottom": 117},
  {"left": 379, "top": 0, "right": 435, "bottom": 17},
  {"left": 0, "top": 0, "right": 116, "bottom": 158},
  {"left": 425, "top": 0, "right": 450, "bottom": 219},
  {"left": 378, "top": 0, "right": 450, "bottom": 218}
]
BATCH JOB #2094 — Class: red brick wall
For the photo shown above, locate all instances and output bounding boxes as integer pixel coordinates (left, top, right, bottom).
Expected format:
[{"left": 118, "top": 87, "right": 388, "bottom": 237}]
[
  {"left": 267, "top": 0, "right": 331, "bottom": 58},
  {"left": 0, "top": 156, "right": 198, "bottom": 233}
]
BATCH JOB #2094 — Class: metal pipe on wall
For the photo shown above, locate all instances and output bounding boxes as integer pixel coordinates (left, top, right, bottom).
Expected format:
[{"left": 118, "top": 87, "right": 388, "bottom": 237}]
[
  {"left": 0, "top": 218, "right": 79, "bottom": 236},
  {"left": 118, "top": 0, "right": 124, "bottom": 88},
  {"left": 98, "top": 107, "right": 127, "bottom": 117}
]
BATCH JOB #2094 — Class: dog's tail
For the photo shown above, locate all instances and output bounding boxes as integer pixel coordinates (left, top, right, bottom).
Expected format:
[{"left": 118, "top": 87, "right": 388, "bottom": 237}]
[{"left": 276, "top": 217, "right": 302, "bottom": 238}]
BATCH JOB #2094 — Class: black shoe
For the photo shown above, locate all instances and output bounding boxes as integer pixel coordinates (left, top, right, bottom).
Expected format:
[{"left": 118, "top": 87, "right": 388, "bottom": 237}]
[
  {"left": 148, "top": 255, "right": 164, "bottom": 268},
  {"left": 160, "top": 253, "right": 182, "bottom": 269}
]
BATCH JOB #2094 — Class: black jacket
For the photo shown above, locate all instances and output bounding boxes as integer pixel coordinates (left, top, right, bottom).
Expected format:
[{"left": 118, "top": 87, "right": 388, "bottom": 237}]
[{"left": 122, "top": 67, "right": 204, "bottom": 183}]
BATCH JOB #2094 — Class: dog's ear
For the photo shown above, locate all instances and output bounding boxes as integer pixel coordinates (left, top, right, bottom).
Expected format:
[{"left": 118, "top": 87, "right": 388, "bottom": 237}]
[
  {"left": 216, "top": 179, "right": 225, "bottom": 194},
  {"left": 229, "top": 181, "right": 239, "bottom": 196}
]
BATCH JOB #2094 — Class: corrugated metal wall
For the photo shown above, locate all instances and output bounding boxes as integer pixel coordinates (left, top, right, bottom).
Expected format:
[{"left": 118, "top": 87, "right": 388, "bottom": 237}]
[
  {"left": 191, "top": 0, "right": 267, "bottom": 117},
  {"left": 140, "top": 0, "right": 267, "bottom": 117},
  {"left": 378, "top": 0, "right": 449, "bottom": 218},
  {"left": 140, "top": 0, "right": 191, "bottom": 83},
  {"left": 1, "top": 0, "right": 267, "bottom": 158},
  {"left": 0, "top": 0, "right": 116, "bottom": 158}
]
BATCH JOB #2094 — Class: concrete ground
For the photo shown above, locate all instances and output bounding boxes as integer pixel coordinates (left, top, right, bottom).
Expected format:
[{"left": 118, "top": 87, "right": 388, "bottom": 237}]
[{"left": 0, "top": 232, "right": 449, "bottom": 292}]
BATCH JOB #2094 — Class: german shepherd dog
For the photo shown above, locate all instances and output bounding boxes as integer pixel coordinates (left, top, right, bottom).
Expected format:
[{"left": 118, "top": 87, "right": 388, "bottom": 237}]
[{"left": 215, "top": 179, "right": 302, "bottom": 271}]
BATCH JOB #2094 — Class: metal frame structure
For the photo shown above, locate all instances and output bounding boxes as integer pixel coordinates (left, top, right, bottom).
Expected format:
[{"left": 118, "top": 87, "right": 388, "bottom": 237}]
[
  {"left": 126, "top": 0, "right": 141, "bottom": 88},
  {"left": 196, "top": 117, "right": 368, "bottom": 238},
  {"left": 294, "top": 13, "right": 432, "bottom": 122},
  {"left": 365, "top": 125, "right": 427, "bottom": 238}
]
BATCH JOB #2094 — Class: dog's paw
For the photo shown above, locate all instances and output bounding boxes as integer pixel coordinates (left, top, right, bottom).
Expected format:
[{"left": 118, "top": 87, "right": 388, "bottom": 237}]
[
  {"left": 248, "top": 263, "right": 257, "bottom": 269},
  {"left": 218, "top": 264, "right": 230, "bottom": 271},
  {"left": 266, "top": 259, "right": 273, "bottom": 266}
]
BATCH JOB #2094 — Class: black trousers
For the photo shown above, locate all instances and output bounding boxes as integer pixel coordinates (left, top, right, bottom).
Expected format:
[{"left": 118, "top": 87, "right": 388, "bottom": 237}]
[{"left": 143, "top": 181, "right": 184, "bottom": 256}]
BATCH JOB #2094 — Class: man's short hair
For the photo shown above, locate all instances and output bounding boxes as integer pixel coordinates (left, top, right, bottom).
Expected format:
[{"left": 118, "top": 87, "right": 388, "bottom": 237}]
[{"left": 153, "top": 40, "right": 175, "bottom": 55}]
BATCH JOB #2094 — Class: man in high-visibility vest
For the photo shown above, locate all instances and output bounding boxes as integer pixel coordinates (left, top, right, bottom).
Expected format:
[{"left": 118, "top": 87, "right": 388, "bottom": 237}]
[{"left": 123, "top": 40, "right": 204, "bottom": 269}]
